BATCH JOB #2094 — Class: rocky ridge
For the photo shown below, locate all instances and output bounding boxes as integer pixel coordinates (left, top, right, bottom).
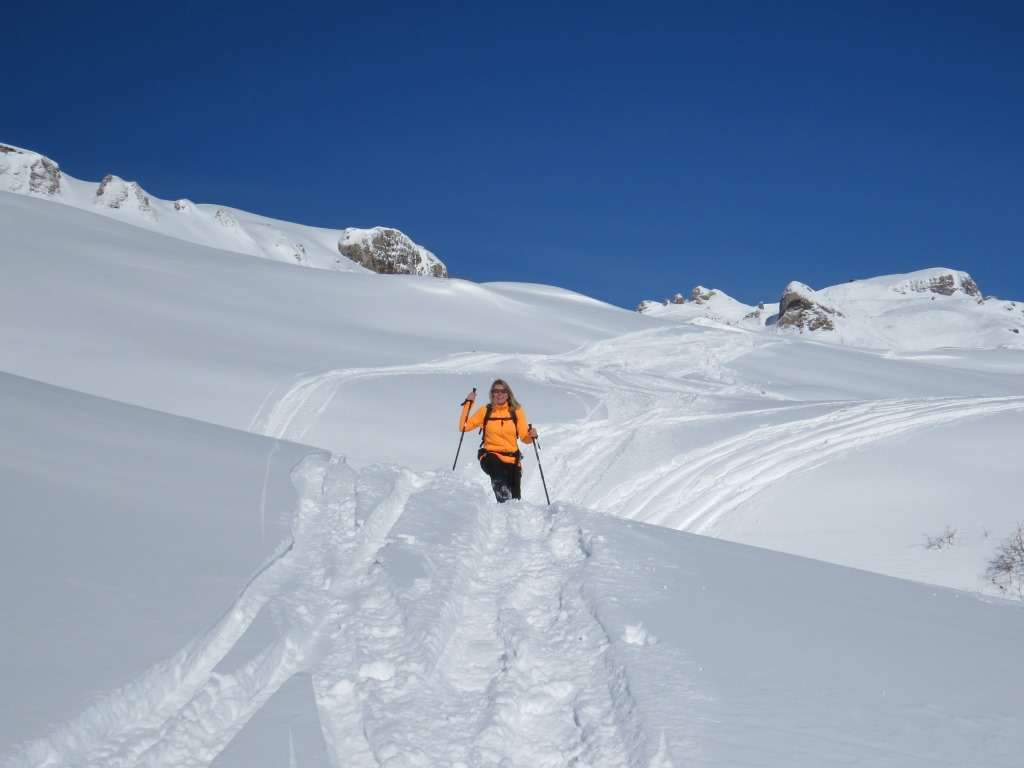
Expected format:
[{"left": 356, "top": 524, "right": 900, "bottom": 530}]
[
  {"left": 0, "top": 143, "right": 447, "bottom": 278},
  {"left": 639, "top": 269, "right": 1024, "bottom": 350}
]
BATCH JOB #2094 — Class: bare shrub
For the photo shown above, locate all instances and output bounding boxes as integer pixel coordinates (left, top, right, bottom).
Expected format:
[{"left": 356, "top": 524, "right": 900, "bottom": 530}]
[
  {"left": 987, "top": 522, "right": 1024, "bottom": 599},
  {"left": 923, "top": 526, "right": 957, "bottom": 550}
]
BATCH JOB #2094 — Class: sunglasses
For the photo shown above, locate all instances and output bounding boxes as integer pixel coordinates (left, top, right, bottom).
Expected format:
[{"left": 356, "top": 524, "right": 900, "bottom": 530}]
[{"left": 491, "top": 388, "right": 508, "bottom": 394}]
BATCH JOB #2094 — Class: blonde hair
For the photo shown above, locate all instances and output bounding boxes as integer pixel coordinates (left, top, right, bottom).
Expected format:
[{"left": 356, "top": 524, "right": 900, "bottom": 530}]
[{"left": 489, "top": 379, "right": 522, "bottom": 412}]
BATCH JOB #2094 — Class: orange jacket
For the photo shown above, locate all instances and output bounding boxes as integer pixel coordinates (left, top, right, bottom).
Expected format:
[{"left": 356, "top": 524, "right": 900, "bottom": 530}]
[{"left": 459, "top": 401, "right": 533, "bottom": 464}]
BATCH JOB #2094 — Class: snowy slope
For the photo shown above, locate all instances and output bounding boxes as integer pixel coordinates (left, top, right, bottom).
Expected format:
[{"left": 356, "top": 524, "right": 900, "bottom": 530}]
[
  {"left": 0, "top": 372, "right": 311, "bottom": 754},
  {"left": 5, "top": 447, "right": 1024, "bottom": 767},
  {"left": 3, "top": 183, "right": 1024, "bottom": 766},
  {"left": 0, "top": 190, "right": 647, "bottom": 432},
  {"left": 642, "top": 269, "right": 1024, "bottom": 351},
  {"left": 0, "top": 143, "right": 445, "bottom": 277}
]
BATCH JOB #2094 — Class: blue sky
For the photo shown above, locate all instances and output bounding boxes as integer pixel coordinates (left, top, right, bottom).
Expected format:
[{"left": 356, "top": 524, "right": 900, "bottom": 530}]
[{"left": 4, "top": 1, "right": 1022, "bottom": 308}]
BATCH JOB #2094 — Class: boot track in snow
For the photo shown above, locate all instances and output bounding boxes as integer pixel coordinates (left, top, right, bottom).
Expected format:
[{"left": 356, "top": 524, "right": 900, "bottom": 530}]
[{"left": 6, "top": 456, "right": 663, "bottom": 767}]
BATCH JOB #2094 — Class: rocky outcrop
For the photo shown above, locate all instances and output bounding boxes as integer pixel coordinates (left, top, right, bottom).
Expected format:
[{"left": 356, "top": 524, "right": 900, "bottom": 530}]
[
  {"left": 2, "top": 141, "right": 449, "bottom": 279},
  {"left": 744, "top": 302, "right": 767, "bottom": 323},
  {"left": 337, "top": 227, "right": 447, "bottom": 278},
  {"left": 893, "top": 271, "right": 980, "bottom": 298},
  {"left": 690, "top": 287, "right": 718, "bottom": 304},
  {"left": 638, "top": 287, "right": 717, "bottom": 312},
  {"left": 0, "top": 144, "right": 62, "bottom": 196},
  {"left": 94, "top": 175, "right": 158, "bottom": 221},
  {"left": 214, "top": 207, "right": 244, "bottom": 233},
  {"left": 639, "top": 269, "right": 1015, "bottom": 349},
  {"left": 777, "top": 282, "right": 844, "bottom": 332}
]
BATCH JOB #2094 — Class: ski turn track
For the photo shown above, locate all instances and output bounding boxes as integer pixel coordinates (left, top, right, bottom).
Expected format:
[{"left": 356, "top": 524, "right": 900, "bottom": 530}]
[
  {"left": 7, "top": 457, "right": 663, "bottom": 767},
  {"left": 607, "top": 394, "right": 1024, "bottom": 533},
  {"left": 247, "top": 326, "right": 1024, "bottom": 536}
]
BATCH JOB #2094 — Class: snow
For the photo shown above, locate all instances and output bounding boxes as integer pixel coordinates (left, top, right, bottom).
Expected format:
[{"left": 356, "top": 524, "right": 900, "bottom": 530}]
[
  {"left": 644, "top": 268, "right": 1024, "bottom": 352},
  {"left": 0, "top": 144, "right": 443, "bottom": 277},
  {"left": 3, "top": 178, "right": 1024, "bottom": 767}
]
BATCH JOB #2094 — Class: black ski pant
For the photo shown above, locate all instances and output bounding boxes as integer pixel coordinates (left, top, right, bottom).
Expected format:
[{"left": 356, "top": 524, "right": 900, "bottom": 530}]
[{"left": 479, "top": 452, "right": 522, "bottom": 503}]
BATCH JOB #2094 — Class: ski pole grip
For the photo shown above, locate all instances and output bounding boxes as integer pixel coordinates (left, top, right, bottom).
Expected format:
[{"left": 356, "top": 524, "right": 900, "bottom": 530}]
[{"left": 460, "top": 387, "right": 477, "bottom": 406}]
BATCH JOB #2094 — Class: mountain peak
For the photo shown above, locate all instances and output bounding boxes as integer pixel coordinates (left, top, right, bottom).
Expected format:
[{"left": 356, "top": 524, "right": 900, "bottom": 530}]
[{"left": 641, "top": 268, "right": 1023, "bottom": 350}]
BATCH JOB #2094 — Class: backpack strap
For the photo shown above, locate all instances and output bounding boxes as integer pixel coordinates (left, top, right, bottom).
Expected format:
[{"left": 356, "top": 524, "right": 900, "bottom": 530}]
[
  {"left": 478, "top": 404, "right": 522, "bottom": 465},
  {"left": 479, "top": 404, "right": 517, "bottom": 435},
  {"left": 478, "top": 404, "right": 492, "bottom": 449}
]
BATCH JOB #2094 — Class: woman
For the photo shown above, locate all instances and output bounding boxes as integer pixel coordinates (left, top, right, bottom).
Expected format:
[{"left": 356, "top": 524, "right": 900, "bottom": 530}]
[{"left": 459, "top": 379, "right": 539, "bottom": 502}]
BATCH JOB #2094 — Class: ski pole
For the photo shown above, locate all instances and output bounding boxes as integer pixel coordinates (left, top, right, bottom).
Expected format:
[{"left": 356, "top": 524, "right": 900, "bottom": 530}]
[
  {"left": 452, "top": 388, "right": 476, "bottom": 471},
  {"left": 529, "top": 423, "right": 551, "bottom": 505}
]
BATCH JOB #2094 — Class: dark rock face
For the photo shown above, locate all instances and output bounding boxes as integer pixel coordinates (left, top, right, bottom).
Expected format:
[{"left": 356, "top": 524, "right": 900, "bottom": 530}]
[
  {"left": 337, "top": 227, "right": 447, "bottom": 278},
  {"left": 777, "top": 282, "right": 844, "bottom": 332},
  {"left": 897, "top": 272, "right": 980, "bottom": 298}
]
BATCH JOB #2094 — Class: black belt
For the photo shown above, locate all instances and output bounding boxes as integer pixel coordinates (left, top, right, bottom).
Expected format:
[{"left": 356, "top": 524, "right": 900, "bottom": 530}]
[{"left": 479, "top": 449, "right": 522, "bottom": 461}]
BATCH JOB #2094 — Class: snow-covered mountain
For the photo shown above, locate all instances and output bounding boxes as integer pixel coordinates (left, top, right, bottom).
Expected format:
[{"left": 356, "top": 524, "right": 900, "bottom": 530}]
[
  {"left": 0, "top": 143, "right": 446, "bottom": 277},
  {"left": 641, "top": 270, "right": 1024, "bottom": 351},
  {"left": 3, "top": 163, "right": 1024, "bottom": 767}
]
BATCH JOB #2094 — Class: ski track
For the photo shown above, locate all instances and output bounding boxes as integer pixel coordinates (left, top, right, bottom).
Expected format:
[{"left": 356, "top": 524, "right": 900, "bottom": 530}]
[
  {"left": 5, "top": 457, "right": 423, "bottom": 767},
  {"left": 7, "top": 457, "right": 664, "bottom": 767},
  {"left": 248, "top": 353, "right": 515, "bottom": 443},
  {"left": 265, "top": 327, "right": 1022, "bottom": 538},
  {"left": 598, "top": 394, "right": 1024, "bottom": 533},
  {"left": 15, "top": 326, "right": 1024, "bottom": 765},
  {"left": 294, "top": 327, "right": 1024, "bottom": 539},
  {"left": 311, "top": 494, "right": 655, "bottom": 767}
]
